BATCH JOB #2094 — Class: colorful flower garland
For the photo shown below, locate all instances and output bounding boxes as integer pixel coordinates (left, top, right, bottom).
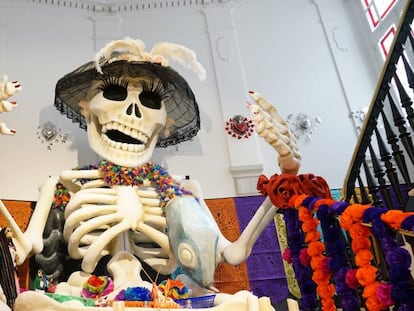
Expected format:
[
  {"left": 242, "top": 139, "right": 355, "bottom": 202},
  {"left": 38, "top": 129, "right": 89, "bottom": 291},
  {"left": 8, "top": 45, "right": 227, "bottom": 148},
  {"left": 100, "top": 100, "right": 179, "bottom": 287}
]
[
  {"left": 339, "top": 203, "right": 388, "bottom": 311},
  {"left": 264, "top": 177, "right": 414, "bottom": 311},
  {"left": 363, "top": 208, "right": 414, "bottom": 310},
  {"left": 316, "top": 200, "right": 360, "bottom": 311},
  {"left": 98, "top": 161, "right": 193, "bottom": 208},
  {"left": 51, "top": 161, "right": 193, "bottom": 211},
  {"left": 283, "top": 208, "right": 318, "bottom": 310},
  {"left": 298, "top": 203, "right": 336, "bottom": 311}
]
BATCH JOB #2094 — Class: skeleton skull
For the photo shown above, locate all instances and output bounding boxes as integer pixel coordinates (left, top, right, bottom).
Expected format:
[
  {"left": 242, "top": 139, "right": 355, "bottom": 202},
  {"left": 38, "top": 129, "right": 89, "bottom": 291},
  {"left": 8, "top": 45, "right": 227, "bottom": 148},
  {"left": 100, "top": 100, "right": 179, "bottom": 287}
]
[{"left": 86, "top": 78, "right": 168, "bottom": 167}]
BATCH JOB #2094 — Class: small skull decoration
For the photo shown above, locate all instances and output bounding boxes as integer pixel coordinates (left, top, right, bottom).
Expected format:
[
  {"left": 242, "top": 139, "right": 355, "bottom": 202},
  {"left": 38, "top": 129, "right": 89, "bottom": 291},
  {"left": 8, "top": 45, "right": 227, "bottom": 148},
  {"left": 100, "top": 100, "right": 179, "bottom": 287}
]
[{"left": 225, "top": 114, "right": 254, "bottom": 139}]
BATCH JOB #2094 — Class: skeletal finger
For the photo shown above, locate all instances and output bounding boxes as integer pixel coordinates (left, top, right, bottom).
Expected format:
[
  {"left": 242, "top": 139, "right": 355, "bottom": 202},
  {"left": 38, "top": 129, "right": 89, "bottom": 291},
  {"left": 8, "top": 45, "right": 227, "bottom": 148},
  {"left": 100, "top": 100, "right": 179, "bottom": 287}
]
[
  {"left": 0, "top": 122, "right": 15, "bottom": 135},
  {"left": 249, "top": 90, "right": 285, "bottom": 124},
  {"left": 248, "top": 90, "right": 275, "bottom": 112},
  {"left": 0, "top": 100, "right": 17, "bottom": 112},
  {"left": 6, "top": 80, "right": 22, "bottom": 95}
]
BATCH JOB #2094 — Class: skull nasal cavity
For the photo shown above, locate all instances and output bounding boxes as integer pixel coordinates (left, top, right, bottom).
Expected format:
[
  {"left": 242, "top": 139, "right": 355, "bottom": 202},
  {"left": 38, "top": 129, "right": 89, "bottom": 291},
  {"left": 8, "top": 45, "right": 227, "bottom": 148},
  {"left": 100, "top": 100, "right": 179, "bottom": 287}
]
[{"left": 126, "top": 103, "right": 141, "bottom": 118}]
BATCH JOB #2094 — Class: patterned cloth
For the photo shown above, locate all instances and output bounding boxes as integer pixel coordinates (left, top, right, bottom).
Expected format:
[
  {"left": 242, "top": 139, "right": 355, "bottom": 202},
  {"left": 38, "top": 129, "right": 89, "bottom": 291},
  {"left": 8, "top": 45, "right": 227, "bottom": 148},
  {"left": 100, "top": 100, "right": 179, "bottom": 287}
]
[{"left": 206, "top": 195, "right": 289, "bottom": 304}]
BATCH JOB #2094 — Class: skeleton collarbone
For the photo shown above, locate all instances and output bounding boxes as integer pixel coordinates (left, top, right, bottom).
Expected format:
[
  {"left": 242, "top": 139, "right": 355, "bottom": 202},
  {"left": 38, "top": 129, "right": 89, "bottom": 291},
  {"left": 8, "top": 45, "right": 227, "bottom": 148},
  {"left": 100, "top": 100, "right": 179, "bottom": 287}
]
[{"left": 60, "top": 168, "right": 174, "bottom": 275}]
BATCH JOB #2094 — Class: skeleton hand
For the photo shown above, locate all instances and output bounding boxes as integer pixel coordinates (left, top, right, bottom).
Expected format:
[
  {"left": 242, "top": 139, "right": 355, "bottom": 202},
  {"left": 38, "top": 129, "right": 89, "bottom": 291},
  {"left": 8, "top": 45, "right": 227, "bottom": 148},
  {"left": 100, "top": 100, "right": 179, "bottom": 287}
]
[
  {"left": 0, "top": 74, "right": 21, "bottom": 135},
  {"left": 247, "top": 90, "right": 301, "bottom": 175}
]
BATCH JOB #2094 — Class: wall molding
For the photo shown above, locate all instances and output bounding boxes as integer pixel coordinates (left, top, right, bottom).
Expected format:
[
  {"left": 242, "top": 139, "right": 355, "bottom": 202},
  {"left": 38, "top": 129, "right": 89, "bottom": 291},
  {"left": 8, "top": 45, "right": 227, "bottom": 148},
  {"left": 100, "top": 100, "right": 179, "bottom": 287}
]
[{"left": 23, "top": 0, "right": 242, "bottom": 13}]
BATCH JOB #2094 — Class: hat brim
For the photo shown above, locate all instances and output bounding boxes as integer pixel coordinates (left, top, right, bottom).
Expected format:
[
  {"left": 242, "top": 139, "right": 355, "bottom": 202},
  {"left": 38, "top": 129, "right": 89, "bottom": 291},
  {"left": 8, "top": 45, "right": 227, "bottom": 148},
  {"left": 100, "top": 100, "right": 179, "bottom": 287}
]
[{"left": 54, "top": 60, "right": 200, "bottom": 147}]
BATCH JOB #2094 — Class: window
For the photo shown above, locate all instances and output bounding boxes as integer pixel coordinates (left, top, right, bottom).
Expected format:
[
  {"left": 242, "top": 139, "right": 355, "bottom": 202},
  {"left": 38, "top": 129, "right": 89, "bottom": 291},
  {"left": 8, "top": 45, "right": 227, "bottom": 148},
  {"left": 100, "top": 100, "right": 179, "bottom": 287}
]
[
  {"left": 378, "top": 24, "right": 397, "bottom": 59},
  {"left": 360, "top": 0, "right": 398, "bottom": 31},
  {"left": 359, "top": 0, "right": 414, "bottom": 109}
]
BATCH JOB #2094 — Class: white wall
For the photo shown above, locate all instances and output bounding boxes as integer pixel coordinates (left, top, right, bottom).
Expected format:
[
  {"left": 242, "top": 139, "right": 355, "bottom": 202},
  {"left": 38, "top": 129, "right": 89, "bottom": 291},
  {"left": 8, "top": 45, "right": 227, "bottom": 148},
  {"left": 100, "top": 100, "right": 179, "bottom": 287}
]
[{"left": 0, "top": 0, "right": 378, "bottom": 201}]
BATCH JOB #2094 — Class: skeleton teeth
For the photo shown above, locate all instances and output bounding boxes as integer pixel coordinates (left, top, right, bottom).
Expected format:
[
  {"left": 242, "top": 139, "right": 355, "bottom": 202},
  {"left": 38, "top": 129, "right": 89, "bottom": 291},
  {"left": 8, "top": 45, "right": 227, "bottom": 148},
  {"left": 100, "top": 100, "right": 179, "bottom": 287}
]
[
  {"left": 118, "top": 124, "right": 126, "bottom": 133},
  {"left": 101, "top": 122, "right": 150, "bottom": 150},
  {"left": 136, "top": 144, "right": 145, "bottom": 152},
  {"left": 130, "top": 129, "right": 139, "bottom": 139},
  {"left": 136, "top": 132, "right": 147, "bottom": 143},
  {"left": 124, "top": 127, "right": 132, "bottom": 136}
]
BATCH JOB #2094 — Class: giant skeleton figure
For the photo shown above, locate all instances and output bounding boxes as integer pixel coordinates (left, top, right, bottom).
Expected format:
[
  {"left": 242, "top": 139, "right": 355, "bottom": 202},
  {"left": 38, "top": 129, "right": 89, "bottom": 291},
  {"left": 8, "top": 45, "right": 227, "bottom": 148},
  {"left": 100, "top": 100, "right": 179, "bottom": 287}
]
[{"left": 0, "top": 38, "right": 301, "bottom": 310}]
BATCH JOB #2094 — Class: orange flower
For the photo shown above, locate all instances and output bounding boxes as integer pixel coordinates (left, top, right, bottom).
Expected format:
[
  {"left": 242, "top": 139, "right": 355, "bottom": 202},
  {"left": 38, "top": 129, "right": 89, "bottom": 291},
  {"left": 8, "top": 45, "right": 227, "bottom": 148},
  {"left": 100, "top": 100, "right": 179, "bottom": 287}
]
[
  {"left": 351, "top": 235, "right": 371, "bottom": 251},
  {"left": 317, "top": 283, "right": 336, "bottom": 299},
  {"left": 304, "top": 231, "right": 321, "bottom": 243},
  {"left": 307, "top": 241, "right": 325, "bottom": 257},
  {"left": 302, "top": 218, "right": 319, "bottom": 232},
  {"left": 312, "top": 269, "right": 328, "bottom": 283},
  {"left": 363, "top": 282, "right": 380, "bottom": 299},
  {"left": 289, "top": 194, "right": 308, "bottom": 207},
  {"left": 310, "top": 255, "right": 325, "bottom": 271},
  {"left": 339, "top": 212, "right": 353, "bottom": 230},
  {"left": 381, "top": 210, "right": 414, "bottom": 230},
  {"left": 355, "top": 249, "right": 374, "bottom": 266},
  {"left": 349, "top": 224, "right": 371, "bottom": 238}
]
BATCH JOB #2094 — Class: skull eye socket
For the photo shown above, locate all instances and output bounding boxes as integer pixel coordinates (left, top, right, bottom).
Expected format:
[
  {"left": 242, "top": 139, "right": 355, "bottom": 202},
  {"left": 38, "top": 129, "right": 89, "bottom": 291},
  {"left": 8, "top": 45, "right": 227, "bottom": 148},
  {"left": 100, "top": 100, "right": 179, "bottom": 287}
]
[
  {"left": 139, "top": 91, "right": 162, "bottom": 109},
  {"left": 103, "top": 84, "right": 128, "bottom": 101},
  {"left": 97, "top": 77, "right": 129, "bottom": 101},
  {"left": 138, "top": 80, "right": 169, "bottom": 110}
]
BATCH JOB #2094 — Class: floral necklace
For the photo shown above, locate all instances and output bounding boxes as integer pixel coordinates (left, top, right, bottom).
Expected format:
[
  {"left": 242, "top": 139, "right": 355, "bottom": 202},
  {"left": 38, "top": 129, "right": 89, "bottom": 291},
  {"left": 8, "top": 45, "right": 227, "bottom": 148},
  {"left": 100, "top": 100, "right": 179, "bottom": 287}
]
[
  {"left": 97, "top": 161, "right": 192, "bottom": 208},
  {"left": 52, "top": 161, "right": 193, "bottom": 210}
]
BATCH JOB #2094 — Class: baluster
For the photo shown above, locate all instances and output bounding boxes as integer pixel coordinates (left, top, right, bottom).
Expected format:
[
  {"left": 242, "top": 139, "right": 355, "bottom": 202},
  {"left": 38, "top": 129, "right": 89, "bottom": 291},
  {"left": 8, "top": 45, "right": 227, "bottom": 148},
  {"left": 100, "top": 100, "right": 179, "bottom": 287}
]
[
  {"left": 393, "top": 74, "right": 414, "bottom": 131},
  {"left": 387, "top": 91, "right": 414, "bottom": 164},
  {"left": 401, "top": 53, "right": 414, "bottom": 90},
  {"left": 368, "top": 143, "right": 394, "bottom": 209},
  {"left": 363, "top": 159, "right": 382, "bottom": 207},
  {"left": 374, "top": 128, "right": 404, "bottom": 208},
  {"left": 380, "top": 110, "right": 412, "bottom": 186},
  {"left": 408, "top": 31, "right": 414, "bottom": 52},
  {"left": 350, "top": 187, "right": 360, "bottom": 204},
  {"left": 357, "top": 175, "right": 371, "bottom": 204}
]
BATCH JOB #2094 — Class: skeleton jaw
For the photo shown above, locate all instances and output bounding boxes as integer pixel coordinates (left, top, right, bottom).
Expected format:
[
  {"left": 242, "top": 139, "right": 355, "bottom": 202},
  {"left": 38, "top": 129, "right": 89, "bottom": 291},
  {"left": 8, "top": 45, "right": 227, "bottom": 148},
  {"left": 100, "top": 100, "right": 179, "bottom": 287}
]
[{"left": 88, "top": 118, "right": 161, "bottom": 167}]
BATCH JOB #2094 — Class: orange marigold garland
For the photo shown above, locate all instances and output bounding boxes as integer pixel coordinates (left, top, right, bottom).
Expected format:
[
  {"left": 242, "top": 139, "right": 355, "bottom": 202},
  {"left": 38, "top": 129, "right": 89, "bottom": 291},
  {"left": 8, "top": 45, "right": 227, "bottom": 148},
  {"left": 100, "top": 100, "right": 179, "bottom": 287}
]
[
  {"left": 339, "top": 204, "right": 386, "bottom": 311},
  {"left": 295, "top": 197, "right": 336, "bottom": 311}
]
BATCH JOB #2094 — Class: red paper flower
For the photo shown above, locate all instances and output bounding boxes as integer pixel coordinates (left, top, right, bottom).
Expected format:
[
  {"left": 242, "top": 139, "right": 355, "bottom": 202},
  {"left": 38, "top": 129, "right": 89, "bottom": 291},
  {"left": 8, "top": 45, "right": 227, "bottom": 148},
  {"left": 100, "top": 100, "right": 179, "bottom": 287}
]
[{"left": 257, "top": 173, "right": 331, "bottom": 208}]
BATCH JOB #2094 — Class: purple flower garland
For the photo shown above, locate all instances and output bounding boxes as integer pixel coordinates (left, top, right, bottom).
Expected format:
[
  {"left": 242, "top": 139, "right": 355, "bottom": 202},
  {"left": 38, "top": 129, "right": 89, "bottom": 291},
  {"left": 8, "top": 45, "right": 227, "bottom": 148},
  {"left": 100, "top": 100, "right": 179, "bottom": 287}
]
[
  {"left": 284, "top": 208, "right": 318, "bottom": 310},
  {"left": 314, "top": 200, "right": 360, "bottom": 311},
  {"left": 363, "top": 207, "right": 414, "bottom": 310}
]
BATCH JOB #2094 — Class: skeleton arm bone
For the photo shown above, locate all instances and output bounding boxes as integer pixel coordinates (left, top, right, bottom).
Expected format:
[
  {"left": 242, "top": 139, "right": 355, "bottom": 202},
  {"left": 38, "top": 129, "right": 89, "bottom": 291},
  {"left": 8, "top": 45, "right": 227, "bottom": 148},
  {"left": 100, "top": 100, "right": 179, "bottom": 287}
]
[
  {"left": 247, "top": 91, "right": 301, "bottom": 175},
  {"left": 222, "top": 197, "right": 276, "bottom": 265},
  {"left": 0, "top": 176, "right": 59, "bottom": 265}
]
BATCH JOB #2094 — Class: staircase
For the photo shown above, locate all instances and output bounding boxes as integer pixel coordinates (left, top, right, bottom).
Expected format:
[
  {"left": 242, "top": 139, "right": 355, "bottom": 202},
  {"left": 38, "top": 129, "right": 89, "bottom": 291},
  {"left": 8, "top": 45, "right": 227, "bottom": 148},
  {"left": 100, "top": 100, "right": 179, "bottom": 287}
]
[{"left": 342, "top": 0, "right": 414, "bottom": 211}]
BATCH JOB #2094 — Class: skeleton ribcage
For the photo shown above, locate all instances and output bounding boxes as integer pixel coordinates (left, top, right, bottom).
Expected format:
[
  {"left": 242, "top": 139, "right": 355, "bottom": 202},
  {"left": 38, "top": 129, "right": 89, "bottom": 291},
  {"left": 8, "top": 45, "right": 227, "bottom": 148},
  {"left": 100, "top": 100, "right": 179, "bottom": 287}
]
[{"left": 62, "top": 178, "right": 176, "bottom": 275}]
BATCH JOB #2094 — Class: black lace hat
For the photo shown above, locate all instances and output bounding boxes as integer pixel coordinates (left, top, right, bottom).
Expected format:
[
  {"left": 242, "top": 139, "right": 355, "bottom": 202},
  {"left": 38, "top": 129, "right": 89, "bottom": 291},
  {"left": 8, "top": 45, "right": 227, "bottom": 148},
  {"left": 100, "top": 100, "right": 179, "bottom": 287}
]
[{"left": 54, "top": 38, "right": 206, "bottom": 148}]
